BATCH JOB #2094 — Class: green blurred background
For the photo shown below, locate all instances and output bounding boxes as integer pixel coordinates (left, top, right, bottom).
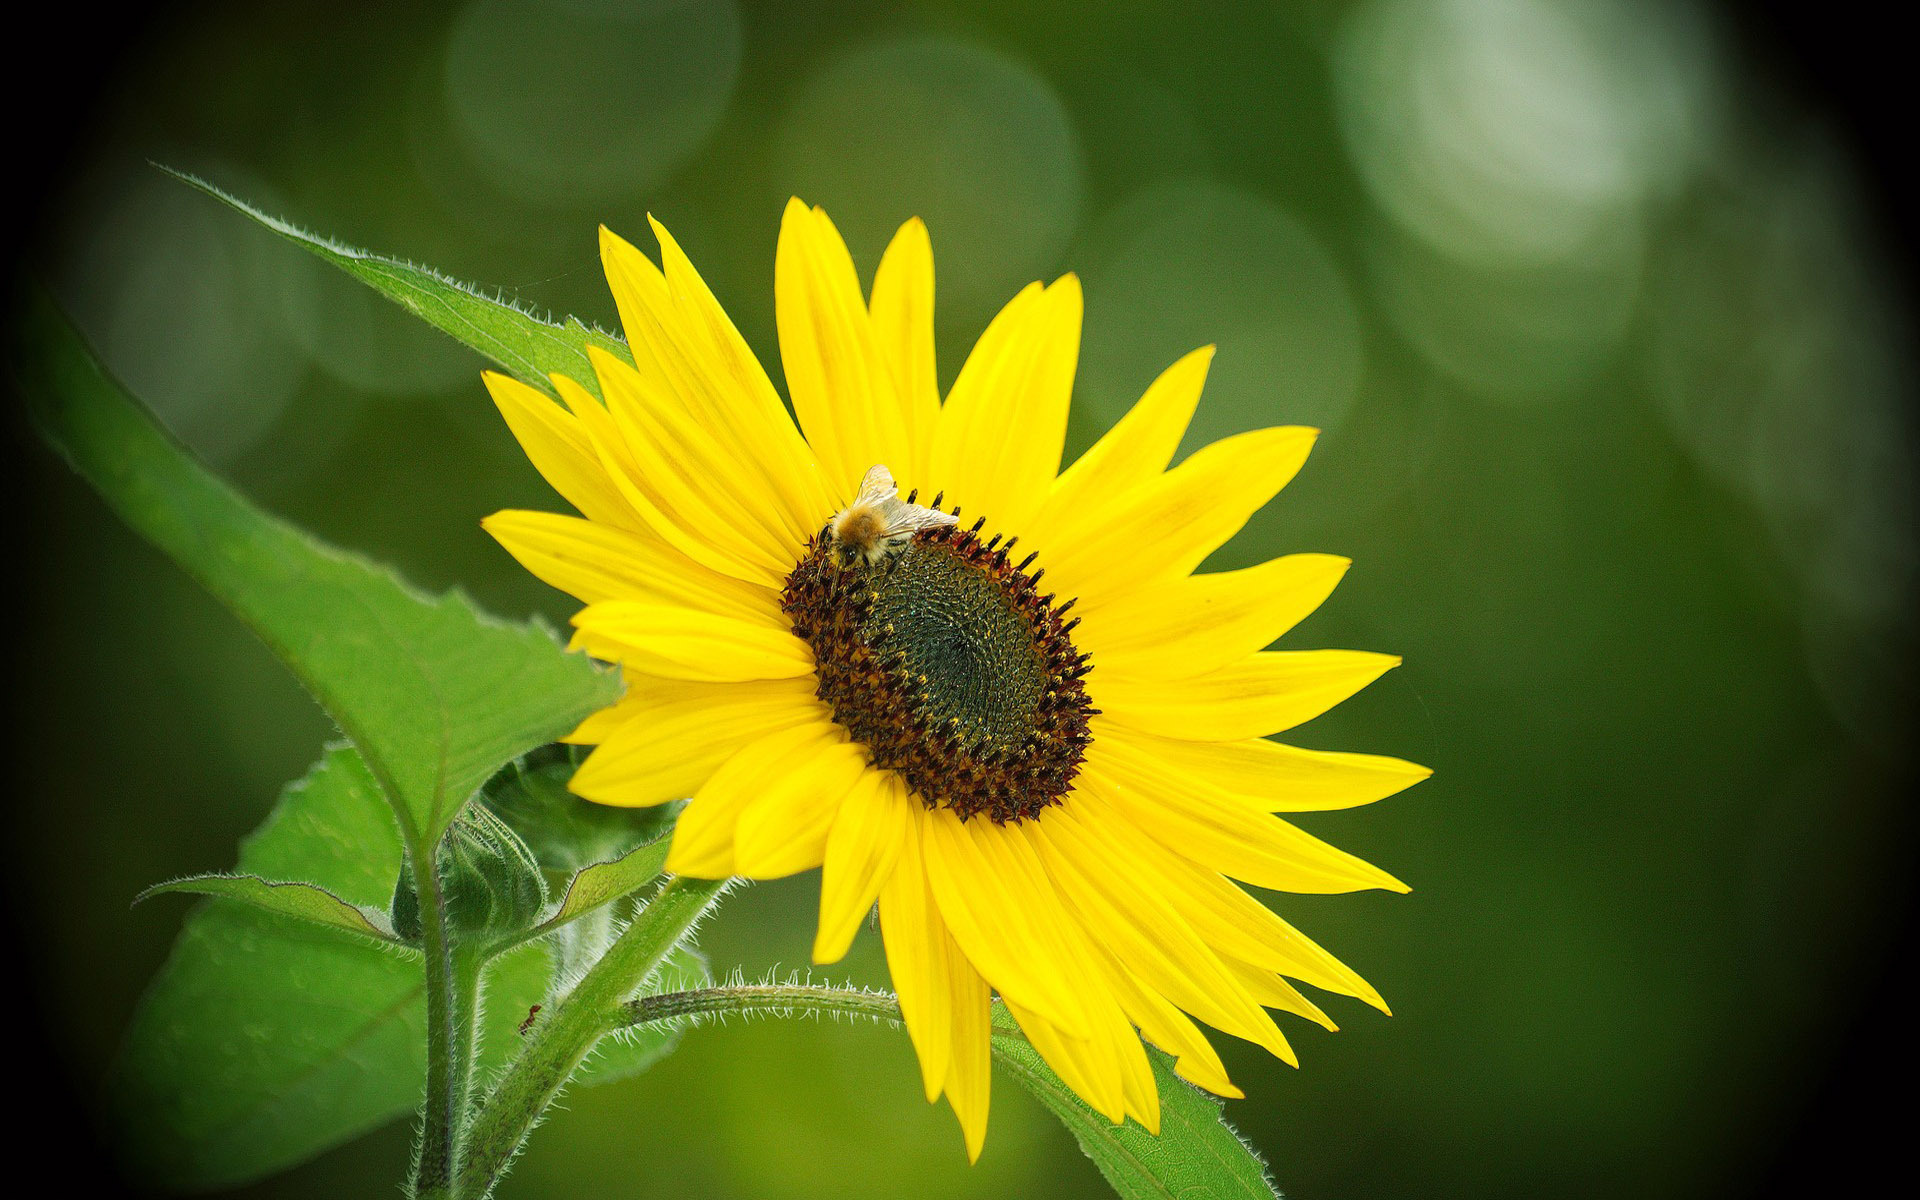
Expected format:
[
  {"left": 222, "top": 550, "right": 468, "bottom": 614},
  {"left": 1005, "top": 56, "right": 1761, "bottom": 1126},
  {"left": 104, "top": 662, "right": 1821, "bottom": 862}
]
[{"left": 10, "top": 0, "right": 1915, "bottom": 1196}]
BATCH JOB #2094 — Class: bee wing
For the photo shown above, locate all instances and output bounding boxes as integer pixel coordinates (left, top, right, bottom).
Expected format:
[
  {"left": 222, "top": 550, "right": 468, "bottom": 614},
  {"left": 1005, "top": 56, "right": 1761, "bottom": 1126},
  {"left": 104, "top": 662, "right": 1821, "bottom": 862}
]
[
  {"left": 885, "top": 502, "right": 959, "bottom": 537},
  {"left": 846, "top": 462, "right": 955, "bottom": 542},
  {"left": 853, "top": 463, "right": 898, "bottom": 508}
]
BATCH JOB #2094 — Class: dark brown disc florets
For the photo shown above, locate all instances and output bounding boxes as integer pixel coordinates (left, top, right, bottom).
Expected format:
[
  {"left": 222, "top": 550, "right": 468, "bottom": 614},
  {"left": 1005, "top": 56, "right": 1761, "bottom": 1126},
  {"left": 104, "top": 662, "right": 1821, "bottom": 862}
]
[{"left": 782, "top": 505, "right": 1094, "bottom": 823}]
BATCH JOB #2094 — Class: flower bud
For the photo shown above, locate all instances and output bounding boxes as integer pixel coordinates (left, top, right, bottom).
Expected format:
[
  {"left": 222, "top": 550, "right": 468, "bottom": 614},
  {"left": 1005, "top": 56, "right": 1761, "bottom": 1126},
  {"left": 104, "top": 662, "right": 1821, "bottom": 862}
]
[{"left": 391, "top": 802, "right": 549, "bottom": 945}]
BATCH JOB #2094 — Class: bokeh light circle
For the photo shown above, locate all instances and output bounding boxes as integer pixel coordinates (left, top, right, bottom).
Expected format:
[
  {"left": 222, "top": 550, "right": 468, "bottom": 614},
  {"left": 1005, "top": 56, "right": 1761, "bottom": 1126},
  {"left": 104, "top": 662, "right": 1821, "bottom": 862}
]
[
  {"left": 1075, "top": 180, "right": 1363, "bottom": 451},
  {"left": 443, "top": 0, "right": 742, "bottom": 205},
  {"left": 1334, "top": 0, "right": 1698, "bottom": 269},
  {"left": 278, "top": 250, "right": 482, "bottom": 397},
  {"left": 1362, "top": 217, "right": 1644, "bottom": 403},
  {"left": 1333, "top": 0, "right": 1707, "bottom": 402},
  {"left": 1644, "top": 156, "right": 1917, "bottom": 745},
  {"left": 57, "top": 169, "right": 311, "bottom": 466},
  {"left": 773, "top": 34, "right": 1083, "bottom": 328}
]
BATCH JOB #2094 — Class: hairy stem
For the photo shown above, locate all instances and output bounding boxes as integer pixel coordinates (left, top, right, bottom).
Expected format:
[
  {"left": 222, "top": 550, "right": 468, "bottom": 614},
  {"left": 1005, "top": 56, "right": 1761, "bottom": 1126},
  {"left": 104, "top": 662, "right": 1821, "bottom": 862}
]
[
  {"left": 455, "top": 875, "right": 729, "bottom": 1198},
  {"left": 411, "top": 850, "right": 480, "bottom": 1199},
  {"left": 621, "top": 983, "right": 906, "bottom": 1029},
  {"left": 618, "top": 986, "right": 1050, "bottom": 1102}
]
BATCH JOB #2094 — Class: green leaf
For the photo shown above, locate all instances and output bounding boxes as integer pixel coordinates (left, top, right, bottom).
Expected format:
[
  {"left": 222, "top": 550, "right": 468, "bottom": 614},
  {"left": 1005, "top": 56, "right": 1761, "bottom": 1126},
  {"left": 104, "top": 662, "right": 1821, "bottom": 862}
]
[
  {"left": 110, "top": 746, "right": 423, "bottom": 1189},
  {"left": 535, "top": 837, "right": 673, "bottom": 936},
  {"left": 992, "top": 1023, "right": 1280, "bottom": 1200},
  {"left": 162, "top": 166, "right": 630, "bottom": 397},
  {"left": 111, "top": 745, "right": 556, "bottom": 1190},
  {"left": 138, "top": 873, "right": 404, "bottom": 947},
  {"left": 14, "top": 290, "right": 622, "bottom": 848}
]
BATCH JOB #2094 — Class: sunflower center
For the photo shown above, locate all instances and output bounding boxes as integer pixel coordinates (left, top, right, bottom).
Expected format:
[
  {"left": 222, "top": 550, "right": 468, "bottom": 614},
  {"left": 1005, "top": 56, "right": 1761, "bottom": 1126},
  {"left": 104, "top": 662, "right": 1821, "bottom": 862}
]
[{"left": 782, "top": 483, "right": 1093, "bottom": 823}]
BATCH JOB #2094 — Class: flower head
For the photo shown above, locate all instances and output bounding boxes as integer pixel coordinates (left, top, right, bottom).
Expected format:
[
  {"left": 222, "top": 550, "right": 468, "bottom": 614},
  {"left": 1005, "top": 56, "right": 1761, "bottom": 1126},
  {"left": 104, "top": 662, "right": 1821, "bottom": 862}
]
[{"left": 483, "top": 199, "right": 1428, "bottom": 1158}]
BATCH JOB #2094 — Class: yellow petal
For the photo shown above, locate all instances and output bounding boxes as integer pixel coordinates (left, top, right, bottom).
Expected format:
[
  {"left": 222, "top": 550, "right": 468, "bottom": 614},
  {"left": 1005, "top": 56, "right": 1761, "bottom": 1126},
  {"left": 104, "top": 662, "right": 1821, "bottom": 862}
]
[
  {"left": 550, "top": 370, "right": 651, "bottom": 492},
  {"left": 1096, "top": 649, "right": 1400, "bottom": 741},
  {"left": 591, "top": 347, "right": 802, "bottom": 582},
  {"left": 1080, "top": 553, "right": 1351, "bottom": 680},
  {"left": 1043, "top": 425, "right": 1317, "bottom": 607},
  {"left": 1087, "top": 741, "right": 1408, "bottom": 894},
  {"left": 569, "top": 677, "right": 826, "bottom": 807},
  {"left": 571, "top": 601, "right": 813, "bottom": 682},
  {"left": 776, "top": 199, "right": 913, "bottom": 497},
  {"left": 666, "top": 721, "right": 846, "bottom": 877},
  {"left": 1031, "top": 810, "right": 1296, "bottom": 1057},
  {"left": 646, "top": 216, "right": 838, "bottom": 531},
  {"left": 600, "top": 222, "right": 834, "bottom": 538},
  {"left": 565, "top": 699, "right": 631, "bottom": 747},
  {"left": 551, "top": 371, "right": 783, "bottom": 590},
  {"left": 597, "top": 224, "right": 685, "bottom": 400},
  {"left": 1003, "top": 1001, "right": 1127, "bottom": 1124},
  {"left": 923, "top": 817, "right": 1159, "bottom": 1134},
  {"left": 482, "top": 509, "right": 779, "bottom": 625},
  {"left": 996, "top": 822, "right": 1161, "bottom": 1133},
  {"left": 730, "top": 741, "right": 872, "bottom": 879},
  {"left": 483, "top": 371, "right": 636, "bottom": 530},
  {"left": 931, "top": 276, "right": 1082, "bottom": 534},
  {"left": 942, "top": 938, "right": 994, "bottom": 1162},
  {"left": 919, "top": 809, "right": 1092, "bottom": 1038},
  {"left": 1113, "top": 729, "right": 1431, "bottom": 812},
  {"left": 868, "top": 217, "right": 942, "bottom": 482},
  {"left": 879, "top": 816, "right": 952, "bottom": 1100},
  {"left": 1029, "top": 346, "right": 1211, "bottom": 545},
  {"left": 1222, "top": 958, "right": 1339, "bottom": 1032},
  {"left": 1070, "top": 776, "right": 1387, "bottom": 1010},
  {"left": 814, "top": 770, "right": 914, "bottom": 964},
  {"left": 1002, "top": 966, "right": 1158, "bottom": 1133},
  {"left": 1098, "top": 951, "right": 1248, "bottom": 1093}
]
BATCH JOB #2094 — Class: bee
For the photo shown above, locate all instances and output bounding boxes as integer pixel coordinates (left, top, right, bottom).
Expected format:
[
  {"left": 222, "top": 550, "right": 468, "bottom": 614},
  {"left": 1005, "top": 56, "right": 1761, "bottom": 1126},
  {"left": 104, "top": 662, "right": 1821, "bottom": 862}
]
[{"left": 827, "top": 463, "right": 956, "bottom": 567}]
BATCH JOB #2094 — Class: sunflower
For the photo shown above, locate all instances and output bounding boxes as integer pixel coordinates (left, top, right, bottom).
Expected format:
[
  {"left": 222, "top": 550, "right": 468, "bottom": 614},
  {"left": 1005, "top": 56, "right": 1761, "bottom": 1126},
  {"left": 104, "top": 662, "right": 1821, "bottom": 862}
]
[{"left": 481, "top": 199, "right": 1427, "bottom": 1159}]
